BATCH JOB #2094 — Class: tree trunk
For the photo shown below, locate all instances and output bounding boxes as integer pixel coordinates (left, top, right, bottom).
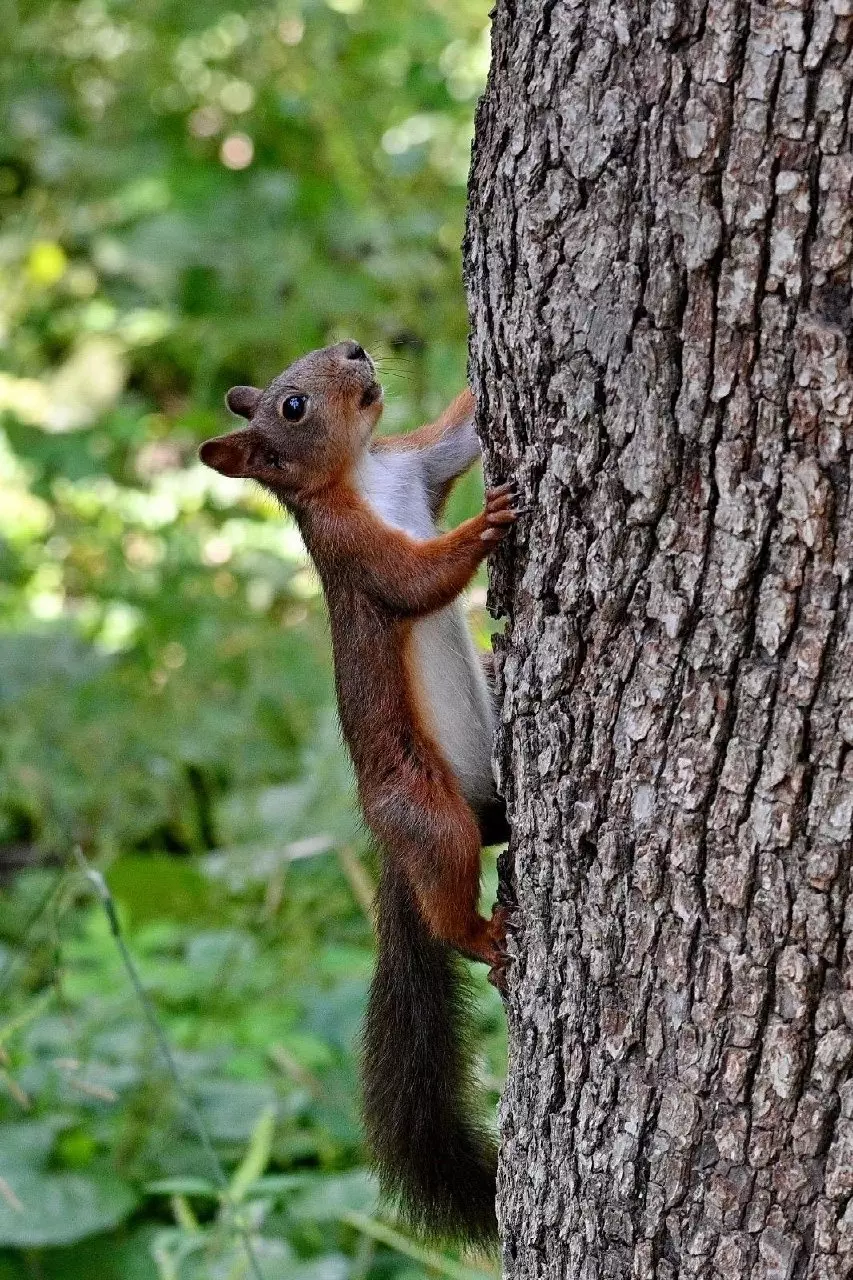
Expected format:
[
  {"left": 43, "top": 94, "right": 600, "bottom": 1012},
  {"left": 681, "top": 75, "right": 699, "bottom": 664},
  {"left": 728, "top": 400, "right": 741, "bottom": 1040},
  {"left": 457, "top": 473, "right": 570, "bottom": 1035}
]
[{"left": 465, "top": 3, "right": 853, "bottom": 1278}]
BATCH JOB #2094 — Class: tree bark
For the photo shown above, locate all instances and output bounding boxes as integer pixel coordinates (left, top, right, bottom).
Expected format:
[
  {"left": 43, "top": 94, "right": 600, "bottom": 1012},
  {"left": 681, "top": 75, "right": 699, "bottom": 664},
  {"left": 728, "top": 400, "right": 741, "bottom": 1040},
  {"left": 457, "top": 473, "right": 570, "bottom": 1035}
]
[{"left": 465, "top": 3, "right": 853, "bottom": 1278}]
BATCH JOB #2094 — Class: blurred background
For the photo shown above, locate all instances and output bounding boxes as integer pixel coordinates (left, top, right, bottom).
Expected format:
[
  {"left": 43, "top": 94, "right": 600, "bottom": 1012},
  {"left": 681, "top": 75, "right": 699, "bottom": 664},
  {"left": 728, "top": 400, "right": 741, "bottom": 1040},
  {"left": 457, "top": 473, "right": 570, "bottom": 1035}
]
[{"left": 0, "top": 1, "right": 504, "bottom": 1276}]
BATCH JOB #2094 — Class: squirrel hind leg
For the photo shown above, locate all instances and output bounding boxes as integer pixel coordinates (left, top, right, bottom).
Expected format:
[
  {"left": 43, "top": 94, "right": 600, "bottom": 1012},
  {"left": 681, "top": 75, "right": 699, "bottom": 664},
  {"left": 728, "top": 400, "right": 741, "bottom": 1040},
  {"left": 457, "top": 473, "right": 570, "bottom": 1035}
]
[{"left": 369, "top": 779, "right": 497, "bottom": 966}]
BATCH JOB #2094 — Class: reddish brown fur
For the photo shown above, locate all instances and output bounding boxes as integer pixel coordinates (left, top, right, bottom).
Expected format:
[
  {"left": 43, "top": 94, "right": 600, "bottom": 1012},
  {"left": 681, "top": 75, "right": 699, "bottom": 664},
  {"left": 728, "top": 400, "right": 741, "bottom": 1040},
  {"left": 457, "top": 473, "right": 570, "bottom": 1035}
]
[
  {"left": 199, "top": 344, "right": 515, "bottom": 1241},
  {"left": 199, "top": 349, "right": 510, "bottom": 969},
  {"left": 299, "top": 474, "right": 508, "bottom": 966}
]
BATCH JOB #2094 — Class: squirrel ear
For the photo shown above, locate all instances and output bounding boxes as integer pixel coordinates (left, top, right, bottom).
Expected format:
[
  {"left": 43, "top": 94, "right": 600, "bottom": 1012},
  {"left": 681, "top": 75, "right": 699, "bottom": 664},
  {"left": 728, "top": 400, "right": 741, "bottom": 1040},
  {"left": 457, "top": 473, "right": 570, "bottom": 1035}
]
[
  {"left": 199, "top": 432, "right": 252, "bottom": 478},
  {"left": 225, "top": 385, "right": 260, "bottom": 418}
]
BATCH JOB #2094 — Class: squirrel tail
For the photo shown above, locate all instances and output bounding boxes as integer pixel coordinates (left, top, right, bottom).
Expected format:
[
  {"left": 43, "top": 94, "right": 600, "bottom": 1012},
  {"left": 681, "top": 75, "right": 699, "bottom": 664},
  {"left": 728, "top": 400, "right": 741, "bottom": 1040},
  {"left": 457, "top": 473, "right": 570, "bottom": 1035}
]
[{"left": 361, "top": 859, "right": 498, "bottom": 1245}]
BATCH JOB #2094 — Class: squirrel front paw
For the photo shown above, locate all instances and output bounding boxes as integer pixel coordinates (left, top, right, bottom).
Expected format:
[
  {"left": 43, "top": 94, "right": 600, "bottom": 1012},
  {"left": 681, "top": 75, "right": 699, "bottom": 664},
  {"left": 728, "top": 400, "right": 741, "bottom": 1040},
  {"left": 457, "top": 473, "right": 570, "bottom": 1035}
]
[{"left": 480, "top": 483, "right": 521, "bottom": 543}]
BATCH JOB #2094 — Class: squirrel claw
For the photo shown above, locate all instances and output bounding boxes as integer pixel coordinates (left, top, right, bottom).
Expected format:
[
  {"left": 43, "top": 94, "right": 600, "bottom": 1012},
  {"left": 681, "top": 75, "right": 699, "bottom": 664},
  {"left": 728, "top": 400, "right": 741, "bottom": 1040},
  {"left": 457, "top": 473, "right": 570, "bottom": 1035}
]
[
  {"left": 486, "top": 905, "right": 512, "bottom": 995},
  {"left": 482, "top": 483, "right": 523, "bottom": 542},
  {"left": 488, "top": 955, "right": 509, "bottom": 995}
]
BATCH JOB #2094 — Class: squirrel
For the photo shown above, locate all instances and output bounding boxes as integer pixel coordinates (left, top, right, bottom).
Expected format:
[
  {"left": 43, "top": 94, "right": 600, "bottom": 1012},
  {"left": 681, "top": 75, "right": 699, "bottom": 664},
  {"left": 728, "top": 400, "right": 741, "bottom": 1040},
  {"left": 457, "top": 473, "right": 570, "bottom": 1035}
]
[{"left": 198, "top": 340, "right": 518, "bottom": 1245}]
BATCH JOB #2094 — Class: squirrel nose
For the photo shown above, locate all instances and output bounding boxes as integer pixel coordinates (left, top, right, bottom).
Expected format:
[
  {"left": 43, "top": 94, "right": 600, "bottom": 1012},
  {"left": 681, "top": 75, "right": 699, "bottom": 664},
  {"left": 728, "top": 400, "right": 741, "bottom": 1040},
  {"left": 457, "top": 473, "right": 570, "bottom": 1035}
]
[{"left": 345, "top": 342, "right": 368, "bottom": 362}]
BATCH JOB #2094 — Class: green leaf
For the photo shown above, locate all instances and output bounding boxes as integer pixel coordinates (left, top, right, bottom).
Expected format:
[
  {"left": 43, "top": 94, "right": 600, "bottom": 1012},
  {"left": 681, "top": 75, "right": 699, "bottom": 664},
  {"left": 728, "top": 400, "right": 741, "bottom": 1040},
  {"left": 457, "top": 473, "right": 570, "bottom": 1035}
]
[
  {"left": 0, "top": 1170, "right": 137, "bottom": 1247},
  {"left": 228, "top": 1104, "right": 276, "bottom": 1205},
  {"left": 288, "top": 1170, "right": 377, "bottom": 1221},
  {"left": 189, "top": 1080, "right": 279, "bottom": 1143},
  {"left": 144, "top": 1178, "right": 220, "bottom": 1198},
  {"left": 235, "top": 1173, "right": 312, "bottom": 1197},
  {"left": 0, "top": 1117, "right": 71, "bottom": 1169}
]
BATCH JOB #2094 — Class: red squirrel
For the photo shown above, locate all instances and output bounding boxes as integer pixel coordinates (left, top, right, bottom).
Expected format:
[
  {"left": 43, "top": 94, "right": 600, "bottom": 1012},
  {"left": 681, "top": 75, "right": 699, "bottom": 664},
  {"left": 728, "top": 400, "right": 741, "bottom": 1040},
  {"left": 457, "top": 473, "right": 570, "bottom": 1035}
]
[{"left": 198, "top": 341, "right": 517, "bottom": 1244}]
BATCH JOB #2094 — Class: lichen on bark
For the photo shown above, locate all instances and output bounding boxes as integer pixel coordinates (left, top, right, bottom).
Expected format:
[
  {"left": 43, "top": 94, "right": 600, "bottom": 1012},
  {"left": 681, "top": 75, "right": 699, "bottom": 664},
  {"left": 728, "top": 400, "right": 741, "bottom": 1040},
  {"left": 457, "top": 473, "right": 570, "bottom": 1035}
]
[{"left": 465, "top": 2, "right": 853, "bottom": 1277}]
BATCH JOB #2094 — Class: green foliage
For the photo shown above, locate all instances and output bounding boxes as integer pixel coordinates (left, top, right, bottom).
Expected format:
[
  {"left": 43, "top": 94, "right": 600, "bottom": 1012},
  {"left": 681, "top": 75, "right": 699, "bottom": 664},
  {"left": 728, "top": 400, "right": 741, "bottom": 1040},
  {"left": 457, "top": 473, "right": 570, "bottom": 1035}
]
[
  {"left": 0, "top": 0, "right": 504, "bottom": 1274},
  {"left": 0, "top": 1119, "right": 138, "bottom": 1247},
  {"left": 0, "top": 853, "right": 506, "bottom": 1276},
  {"left": 0, "top": 0, "right": 491, "bottom": 858}
]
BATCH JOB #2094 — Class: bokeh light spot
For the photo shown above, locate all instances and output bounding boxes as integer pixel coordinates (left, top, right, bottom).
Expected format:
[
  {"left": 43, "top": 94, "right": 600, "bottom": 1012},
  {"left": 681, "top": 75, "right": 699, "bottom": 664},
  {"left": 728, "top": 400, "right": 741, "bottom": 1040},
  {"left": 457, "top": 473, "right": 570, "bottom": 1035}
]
[
  {"left": 219, "top": 80, "right": 255, "bottom": 113},
  {"left": 27, "top": 241, "right": 68, "bottom": 286},
  {"left": 278, "top": 17, "right": 305, "bottom": 44},
  {"left": 220, "top": 133, "right": 254, "bottom": 169},
  {"left": 189, "top": 105, "right": 224, "bottom": 137}
]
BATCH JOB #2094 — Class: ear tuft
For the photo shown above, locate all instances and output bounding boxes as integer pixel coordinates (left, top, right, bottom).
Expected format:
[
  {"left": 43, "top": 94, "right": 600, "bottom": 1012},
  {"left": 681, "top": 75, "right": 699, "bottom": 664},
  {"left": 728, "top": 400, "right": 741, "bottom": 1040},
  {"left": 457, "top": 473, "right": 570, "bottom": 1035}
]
[{"left": 226, "top": 385, "right": 261, "bottom": 419}]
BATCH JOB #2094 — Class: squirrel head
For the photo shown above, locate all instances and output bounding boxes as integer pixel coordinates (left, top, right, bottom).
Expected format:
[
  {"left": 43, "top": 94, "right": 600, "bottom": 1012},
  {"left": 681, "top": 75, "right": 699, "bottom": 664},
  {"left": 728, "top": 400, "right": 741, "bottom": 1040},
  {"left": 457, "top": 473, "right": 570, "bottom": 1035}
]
[{"left": 198, "top": 341, "right": 383, "bottom": 498}]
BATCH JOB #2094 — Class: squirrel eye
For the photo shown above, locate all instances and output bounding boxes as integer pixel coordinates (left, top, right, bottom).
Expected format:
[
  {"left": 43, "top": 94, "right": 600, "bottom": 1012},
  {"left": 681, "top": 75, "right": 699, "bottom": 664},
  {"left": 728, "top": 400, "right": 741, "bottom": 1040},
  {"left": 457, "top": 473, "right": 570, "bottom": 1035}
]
[{"left": 279, "top": 394, "right": 307, "bottom": 422}]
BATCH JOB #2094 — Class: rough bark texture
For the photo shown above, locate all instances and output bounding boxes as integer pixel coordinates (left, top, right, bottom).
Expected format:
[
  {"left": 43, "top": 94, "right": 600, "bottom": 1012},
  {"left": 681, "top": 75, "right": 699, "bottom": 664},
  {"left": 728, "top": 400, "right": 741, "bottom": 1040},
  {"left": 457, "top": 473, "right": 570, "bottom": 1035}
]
[{"left": 464, "top": 2, "right": 853, "bottom": 1277}]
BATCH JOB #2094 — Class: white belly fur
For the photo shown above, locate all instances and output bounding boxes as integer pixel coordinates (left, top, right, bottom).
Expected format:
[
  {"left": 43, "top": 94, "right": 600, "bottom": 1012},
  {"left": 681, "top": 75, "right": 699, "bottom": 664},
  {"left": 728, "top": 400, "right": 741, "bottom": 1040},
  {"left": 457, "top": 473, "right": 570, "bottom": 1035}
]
[
  {"left": 410, "top": 605, "right": 497, "bottom": 807},
  {"left": 355, "top": 448, "right": 497, "bottom": 808}
]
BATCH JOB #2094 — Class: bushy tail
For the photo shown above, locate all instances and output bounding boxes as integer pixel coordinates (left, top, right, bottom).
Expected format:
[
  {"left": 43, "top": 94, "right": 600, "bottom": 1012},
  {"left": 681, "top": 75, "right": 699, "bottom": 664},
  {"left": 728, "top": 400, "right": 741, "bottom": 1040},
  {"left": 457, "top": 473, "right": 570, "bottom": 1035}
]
[{"left": 361, "top": 860, "right": 497, "bottom": 1245}]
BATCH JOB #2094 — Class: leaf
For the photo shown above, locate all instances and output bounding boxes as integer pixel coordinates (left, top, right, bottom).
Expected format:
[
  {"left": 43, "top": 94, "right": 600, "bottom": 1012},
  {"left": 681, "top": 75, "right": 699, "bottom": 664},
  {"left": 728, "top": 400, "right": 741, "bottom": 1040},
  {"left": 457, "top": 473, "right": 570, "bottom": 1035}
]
[
  {"left": 189, "top": 1080, "right": 279, "bottom": 1143},
  {"left": 0, "top": 1170, "right": 137, "bottom": 1247},
  {"left": 233, "top": 1173, "right": 311, "bottom": 1197},
  {"left": 228, "top": 1104, "right": 276, "bottom": 1205},
  {"left": 288, "top": 1170, "right": 377, "bottom": 1222},
  {"left": 150, "top": 1226, "right": 295, "bottom": 1280},
  {"left": 288, "top": 1257, "right": 351, "bottom": 1280},
  {"left": 0, "top": 1117, "right": 70, "bottom": 1168},
  {"left": 144, "top": 1178, "right": 220, "bottom": 1198}
]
